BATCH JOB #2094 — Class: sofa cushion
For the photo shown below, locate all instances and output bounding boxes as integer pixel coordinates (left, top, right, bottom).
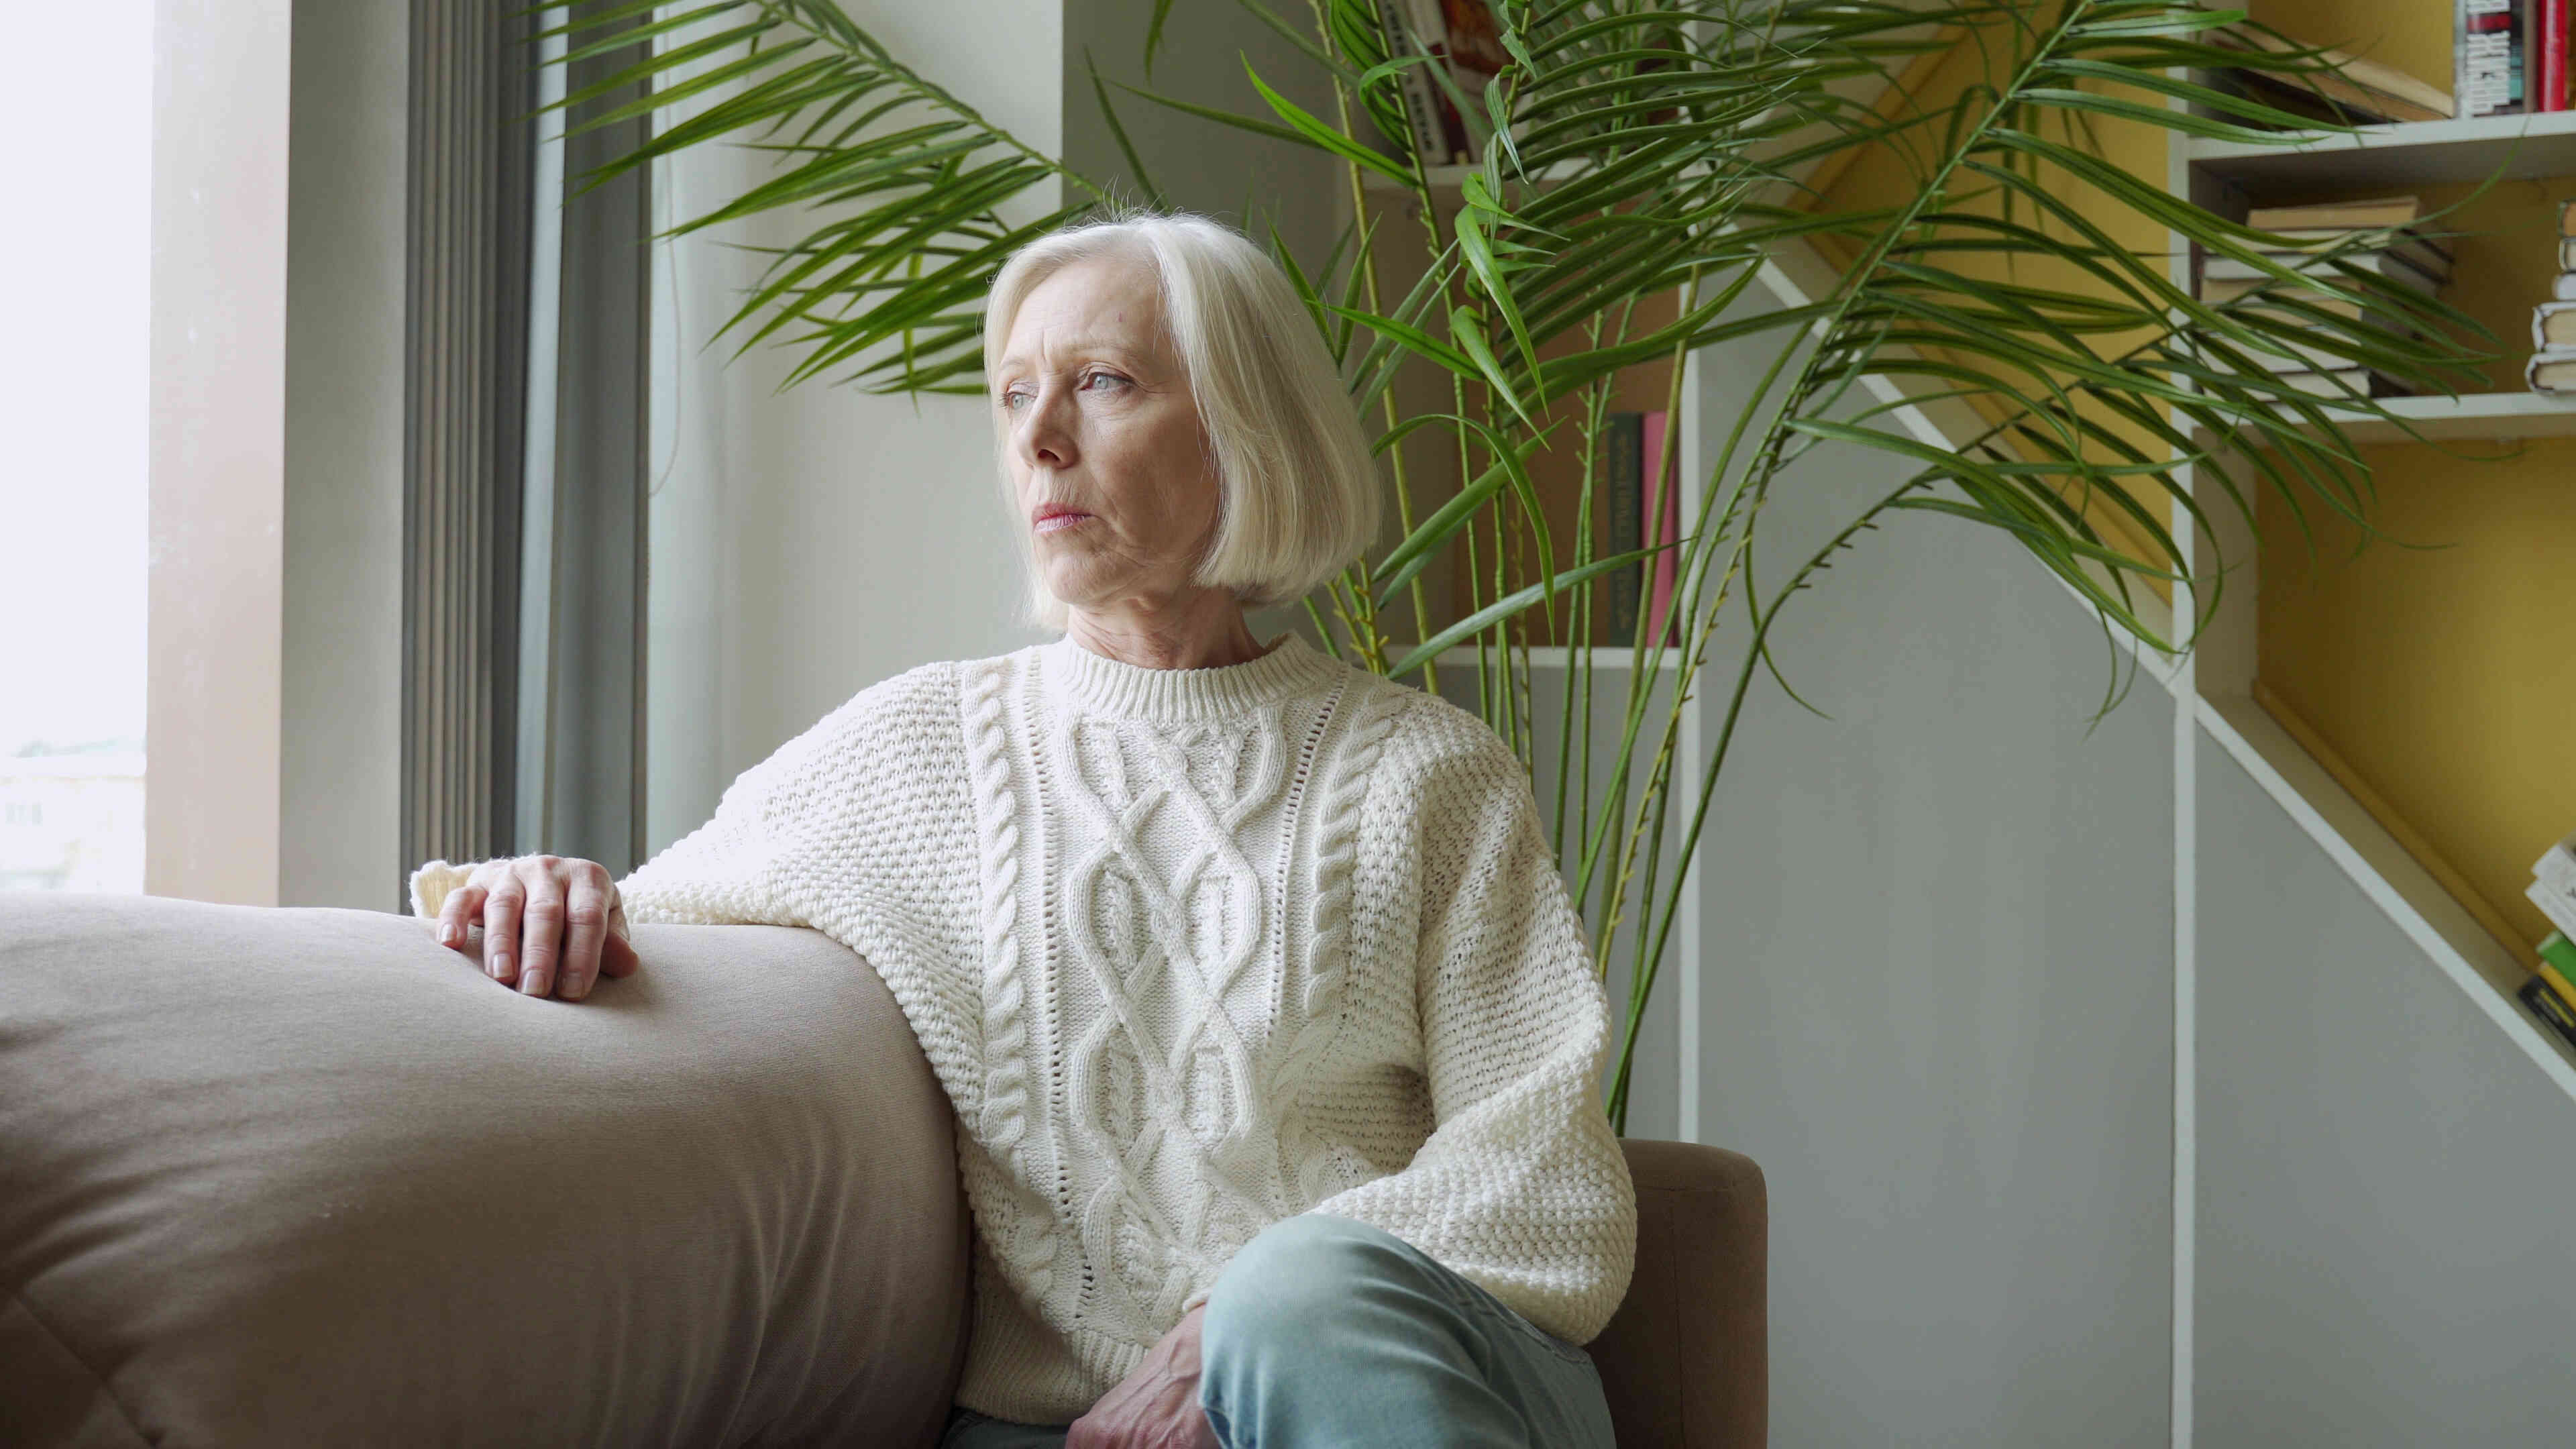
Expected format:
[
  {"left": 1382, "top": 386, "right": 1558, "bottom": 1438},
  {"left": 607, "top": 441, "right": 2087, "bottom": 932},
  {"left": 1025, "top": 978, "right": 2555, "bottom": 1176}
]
[{"left": 0, "top": 894, "right": 970, "bottom": 1448}]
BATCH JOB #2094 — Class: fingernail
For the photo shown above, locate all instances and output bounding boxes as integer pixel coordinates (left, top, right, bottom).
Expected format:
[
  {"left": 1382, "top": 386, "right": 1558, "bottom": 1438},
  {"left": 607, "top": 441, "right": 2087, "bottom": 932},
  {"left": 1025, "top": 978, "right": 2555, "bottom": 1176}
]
[
  {"left": 492, "top": 951, "right": 511, "bottom": 981},
  {"left": 519, "top": 968, "right": 545, "bottom": 996},
  {"left": 560, "top": 975, "right": 587, "bottom": 1002},
  {"left": 439, "top": 923, "right": 460, "bottom": 947}
]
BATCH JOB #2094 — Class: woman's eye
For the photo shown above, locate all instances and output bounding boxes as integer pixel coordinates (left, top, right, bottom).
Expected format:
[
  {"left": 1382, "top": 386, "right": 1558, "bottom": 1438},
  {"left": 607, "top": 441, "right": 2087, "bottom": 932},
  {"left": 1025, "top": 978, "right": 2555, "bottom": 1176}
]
[{"left": 1085, "top": 370, "right": 1127, "bottom": 392}]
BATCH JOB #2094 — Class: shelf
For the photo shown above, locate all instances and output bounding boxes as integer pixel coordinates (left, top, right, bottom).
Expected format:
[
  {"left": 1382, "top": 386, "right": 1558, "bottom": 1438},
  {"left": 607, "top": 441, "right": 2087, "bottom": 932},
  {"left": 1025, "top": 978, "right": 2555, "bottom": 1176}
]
[
  {"left": 2186, "top": 109, "right": 2576, "bottom": 191},
  {"left": 1429, "top": 644, "right": 1682, "bottom": 671},
  {"left": 2185, "top": 390, "right": 2576, "bottom": 443}
]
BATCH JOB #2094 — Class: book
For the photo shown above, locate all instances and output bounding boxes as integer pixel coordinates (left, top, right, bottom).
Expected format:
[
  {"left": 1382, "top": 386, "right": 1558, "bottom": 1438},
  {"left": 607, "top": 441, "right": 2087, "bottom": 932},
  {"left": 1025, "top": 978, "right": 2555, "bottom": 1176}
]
[
  {"left": 2202, "top": 246, "right": 2447, "bottom": 294},
  {"left": 2245, "top": 227, "right": 2455, "bottom": 284},
  {"left": 1395, "top": 0, "right": 1471, "bottom": 164},
  {"left": 2459, "top": 0, "right": 2530, "bottom": 119},
  {"left": 2543, "top": 0, "right": 2569, "bottom": 111},
  {"left": 2246, "top": 197, "right": 2422, "bottom": 231},
  {"left": 2543, "top": 959, "right": 2576, "bottom": 1013},
  {"left": 1381, "top": 5, "right": 1452, "bottom": 167},
  {"left": 2537, "top": 827, "right": 2576, "bottom": 897},
  {"left": 2538, "top": 301, "right": 2576, "bottom": 347},
  {"left": 2561, "top": 237, "right": 2576, "bottom": 272},
  {"left": 2269, "top": 366, "right": 2421, "bottom": 399},
  {"left": 2530, "top": 877, "right": 2576, "bottom": 941},
  {"left": 2519, "top": 974, "right": 2576, "bottom": 1051},
  {"left": 2557, "top": 274, "right": 2576, "bottom": 303},
  {"left": 2531, "top": 347, "right": 2576, "bottom": 393},
  {"left": 1605, "top": 412, "right": 1643, "bottom": 646},
  {"left": 1640, "top": 410, "right": 1678, "bottom": 649},
  {"left": 2210, "top": 30, "right": 2454, "bottom": 124},
  {"left": 2542, "top": 930, "right": 2576, "bottom": 978}
]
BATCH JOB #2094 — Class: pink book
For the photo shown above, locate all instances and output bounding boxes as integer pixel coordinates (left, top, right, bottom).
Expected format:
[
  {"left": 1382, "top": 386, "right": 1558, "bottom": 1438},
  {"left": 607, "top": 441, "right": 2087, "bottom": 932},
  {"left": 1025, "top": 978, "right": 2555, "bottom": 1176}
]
[{"left": 1641, "top": 409, "right": 1678, "bottom": 647}]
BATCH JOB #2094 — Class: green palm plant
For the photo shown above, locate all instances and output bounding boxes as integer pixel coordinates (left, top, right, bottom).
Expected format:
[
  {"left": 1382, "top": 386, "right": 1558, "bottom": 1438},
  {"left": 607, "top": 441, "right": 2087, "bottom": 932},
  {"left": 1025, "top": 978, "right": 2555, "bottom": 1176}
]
[{"left": 539, "top": 0, "right": 2496, "bottom": 1133}]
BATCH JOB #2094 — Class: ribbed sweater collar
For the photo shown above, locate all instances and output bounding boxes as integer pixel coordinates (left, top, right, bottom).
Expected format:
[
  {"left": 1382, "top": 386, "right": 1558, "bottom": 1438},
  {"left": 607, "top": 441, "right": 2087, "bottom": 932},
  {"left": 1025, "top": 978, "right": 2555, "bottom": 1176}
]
[{"left": 1039, "top": 629, "right": 1348, "bottom": 722}]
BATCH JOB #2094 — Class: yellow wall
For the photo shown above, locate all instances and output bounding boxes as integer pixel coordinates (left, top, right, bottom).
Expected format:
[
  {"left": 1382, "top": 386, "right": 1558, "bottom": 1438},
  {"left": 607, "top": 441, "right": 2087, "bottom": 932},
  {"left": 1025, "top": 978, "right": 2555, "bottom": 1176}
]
[
  {"left": 2257, "top": 437, "right": 2576, "bottom": 954},
  {"left": 1808, "top": 12, "right": 2182, "bottom": 610},
  {"left": 1813, "top": 0, "right": 2576, "bottom": 966}
]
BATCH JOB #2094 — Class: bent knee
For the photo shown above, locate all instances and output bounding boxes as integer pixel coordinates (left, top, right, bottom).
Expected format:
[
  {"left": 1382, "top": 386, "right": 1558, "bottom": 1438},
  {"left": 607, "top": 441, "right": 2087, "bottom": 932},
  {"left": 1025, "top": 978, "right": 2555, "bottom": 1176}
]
[{"left": 1205, "top": 1214, "right": 1421, "bottom": 1335}]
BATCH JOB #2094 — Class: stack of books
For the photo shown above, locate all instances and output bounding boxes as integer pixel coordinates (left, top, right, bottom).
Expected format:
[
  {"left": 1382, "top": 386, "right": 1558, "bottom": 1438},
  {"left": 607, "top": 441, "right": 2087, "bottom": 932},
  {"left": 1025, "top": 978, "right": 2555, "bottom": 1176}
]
[
  {"left": 2518, "top": 827, "right": 2576, "bottom": 1048},
  {"left": 2200, "top": 195, "right": 2453, "bottom": 398},
  {"left": 1384, "top": 0, "right": 1508, "bottom": 168},
  {"left": 2458, "top": 0, "right": 2572, "bottom": 117},
  {"left": 2532, "top": 200, "right": 2576, "bottom": 395}
]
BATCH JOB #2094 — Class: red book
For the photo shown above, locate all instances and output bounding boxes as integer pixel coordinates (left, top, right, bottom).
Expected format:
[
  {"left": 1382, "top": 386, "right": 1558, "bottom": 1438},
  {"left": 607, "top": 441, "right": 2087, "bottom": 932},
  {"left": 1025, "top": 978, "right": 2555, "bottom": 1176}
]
[
  {"left": 2544, "top": 0, "right": 2570, "bottom": 112},
  {"left": 1641, "top": 410, "right": 1680, "bottom": 648}
]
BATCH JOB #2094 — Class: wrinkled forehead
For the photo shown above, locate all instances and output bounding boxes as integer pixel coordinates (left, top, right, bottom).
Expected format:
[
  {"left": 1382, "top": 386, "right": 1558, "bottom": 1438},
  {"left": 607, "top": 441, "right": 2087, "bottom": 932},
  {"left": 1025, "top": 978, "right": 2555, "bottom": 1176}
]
[{"left": 998, "top": 252, "right": 1173, "bottom": 374}]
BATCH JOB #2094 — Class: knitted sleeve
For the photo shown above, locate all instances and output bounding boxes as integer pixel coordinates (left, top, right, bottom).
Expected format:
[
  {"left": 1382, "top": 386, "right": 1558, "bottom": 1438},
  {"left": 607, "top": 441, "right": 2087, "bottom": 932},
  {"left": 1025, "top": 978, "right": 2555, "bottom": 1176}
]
[{"left": 1287, "top": 713, "right": 1639, "bottom": 1346}]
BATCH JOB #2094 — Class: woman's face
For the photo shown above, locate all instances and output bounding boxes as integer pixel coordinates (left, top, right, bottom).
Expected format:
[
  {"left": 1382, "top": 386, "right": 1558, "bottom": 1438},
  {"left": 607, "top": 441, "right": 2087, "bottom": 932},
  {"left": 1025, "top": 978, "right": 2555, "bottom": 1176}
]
[{"left": 994, "top": 254, "right": 1220, "bottom": 620}]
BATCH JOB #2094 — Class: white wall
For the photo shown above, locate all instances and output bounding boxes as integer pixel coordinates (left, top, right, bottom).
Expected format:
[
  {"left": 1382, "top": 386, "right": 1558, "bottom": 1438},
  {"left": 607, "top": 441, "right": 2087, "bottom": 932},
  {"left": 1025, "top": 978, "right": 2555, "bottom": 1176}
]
[
  {"left": 2194, "top": 743, "right": 2576, "bottom": 1445},
  {"left": 1676, "top": 293, "right": 2178, "bottom": 1445},
  {"left": 645, "top": 0, "right": 1340, "bottom": 851}
]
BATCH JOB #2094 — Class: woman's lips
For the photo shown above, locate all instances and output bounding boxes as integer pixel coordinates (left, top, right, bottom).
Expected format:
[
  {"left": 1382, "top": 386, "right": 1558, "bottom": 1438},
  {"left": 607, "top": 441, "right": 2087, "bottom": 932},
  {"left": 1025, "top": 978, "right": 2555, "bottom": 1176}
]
[{"left": 1035, "top": 511, "right": 1092, "bottom": 535}]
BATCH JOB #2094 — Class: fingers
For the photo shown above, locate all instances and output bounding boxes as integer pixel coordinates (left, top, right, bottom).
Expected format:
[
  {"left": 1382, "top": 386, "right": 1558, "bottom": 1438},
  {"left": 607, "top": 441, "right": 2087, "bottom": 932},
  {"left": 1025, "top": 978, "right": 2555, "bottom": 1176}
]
[
  {"left": 557, "top": 863, "right": 613, "bottom": 1001},
  {"left": 435, "top": 879, "right": 486, "bottom": 952},
  {"left": 516, "top": 858, "right": 568, "bottom": 998},
  {"left": 597, "top": 893, "right": 641, "bottom": 980},
  {"left": 482, "top": 865, "right": 528, "bottom": 987},
  {"left": 449, "top": 856, "right": 628, "bottom": 1001}
]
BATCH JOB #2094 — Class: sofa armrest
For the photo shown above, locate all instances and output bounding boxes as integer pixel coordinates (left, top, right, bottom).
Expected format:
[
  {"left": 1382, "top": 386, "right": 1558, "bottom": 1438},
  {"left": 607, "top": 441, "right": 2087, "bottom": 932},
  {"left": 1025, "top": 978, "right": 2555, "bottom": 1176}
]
[{"left": 1591, "top": 1138, "right": 1768, "bottom": 1449}]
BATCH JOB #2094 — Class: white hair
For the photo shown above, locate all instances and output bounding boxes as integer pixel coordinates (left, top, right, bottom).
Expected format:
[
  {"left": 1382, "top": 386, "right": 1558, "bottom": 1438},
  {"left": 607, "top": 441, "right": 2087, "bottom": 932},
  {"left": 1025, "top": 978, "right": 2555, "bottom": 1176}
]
[{"left": 980, "top": 205, "right": 1385, "bottom": 633}]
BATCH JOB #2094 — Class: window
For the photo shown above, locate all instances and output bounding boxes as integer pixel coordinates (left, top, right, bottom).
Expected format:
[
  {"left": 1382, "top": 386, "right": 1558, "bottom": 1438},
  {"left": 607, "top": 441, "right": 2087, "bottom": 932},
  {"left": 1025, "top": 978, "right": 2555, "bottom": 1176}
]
[{"left": 0, "top": 1, "right": 151, "bottom": 893}]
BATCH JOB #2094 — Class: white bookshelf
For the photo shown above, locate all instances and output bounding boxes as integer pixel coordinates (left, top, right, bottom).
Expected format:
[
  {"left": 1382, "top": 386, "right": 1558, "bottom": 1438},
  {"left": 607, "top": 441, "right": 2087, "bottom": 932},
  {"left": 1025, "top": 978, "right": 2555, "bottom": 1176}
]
[
  {"left": 2171, "top": 107, "right": 2576, "bottom": 1100},
  {"left": 2188, "top": 108, "right": 2576, "bottom": 189},
  {"left": 2190, "top": 389, "right": 2576, "bottom": 443}
]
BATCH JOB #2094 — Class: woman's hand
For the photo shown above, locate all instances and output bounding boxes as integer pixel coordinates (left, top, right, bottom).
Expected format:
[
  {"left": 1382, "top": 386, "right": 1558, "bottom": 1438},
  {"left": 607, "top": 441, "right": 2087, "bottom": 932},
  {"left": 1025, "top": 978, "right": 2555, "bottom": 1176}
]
[
  {"left": 1066, "top": 1303, "right": 1220, "bottom": 1449},
  {"left": 433, "top": 855, "right": 639, "bottom": 1000}
]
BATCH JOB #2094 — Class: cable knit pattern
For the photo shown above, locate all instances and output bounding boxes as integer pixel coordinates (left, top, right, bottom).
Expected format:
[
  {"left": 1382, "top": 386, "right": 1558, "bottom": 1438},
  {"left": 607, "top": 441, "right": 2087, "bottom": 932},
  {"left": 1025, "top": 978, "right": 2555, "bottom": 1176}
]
[{"left": 407, "top": 630, "right": 1638, "bottom": 1425}]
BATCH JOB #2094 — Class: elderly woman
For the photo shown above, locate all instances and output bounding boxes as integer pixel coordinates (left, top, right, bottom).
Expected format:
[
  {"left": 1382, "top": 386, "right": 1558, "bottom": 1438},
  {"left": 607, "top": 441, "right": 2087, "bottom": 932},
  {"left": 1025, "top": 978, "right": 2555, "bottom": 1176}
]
[{"left": 407, "top": 209, "right": 1635, "bottom": 1449}]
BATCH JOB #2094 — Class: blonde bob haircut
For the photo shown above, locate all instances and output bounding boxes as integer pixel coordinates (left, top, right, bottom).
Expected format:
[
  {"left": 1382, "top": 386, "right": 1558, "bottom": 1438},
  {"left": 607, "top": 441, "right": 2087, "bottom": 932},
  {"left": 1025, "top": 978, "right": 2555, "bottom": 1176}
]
[{"left": 980, "top": 205, "right": 1384, "bottom": 633}]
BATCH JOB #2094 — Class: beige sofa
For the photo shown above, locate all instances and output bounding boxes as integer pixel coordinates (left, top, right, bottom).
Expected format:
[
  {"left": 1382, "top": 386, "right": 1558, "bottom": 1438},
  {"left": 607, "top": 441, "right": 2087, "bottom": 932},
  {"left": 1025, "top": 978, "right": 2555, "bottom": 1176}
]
[{"left": 1, "top": 894, "right": 1765, "bottom": 1446}]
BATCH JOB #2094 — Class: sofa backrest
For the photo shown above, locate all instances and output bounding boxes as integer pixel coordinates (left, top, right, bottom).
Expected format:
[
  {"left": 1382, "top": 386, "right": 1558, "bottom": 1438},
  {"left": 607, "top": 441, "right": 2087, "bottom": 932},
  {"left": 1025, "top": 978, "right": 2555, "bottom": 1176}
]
[{"left": 0, "top": 896, "right": 971, "bottom": 1446}]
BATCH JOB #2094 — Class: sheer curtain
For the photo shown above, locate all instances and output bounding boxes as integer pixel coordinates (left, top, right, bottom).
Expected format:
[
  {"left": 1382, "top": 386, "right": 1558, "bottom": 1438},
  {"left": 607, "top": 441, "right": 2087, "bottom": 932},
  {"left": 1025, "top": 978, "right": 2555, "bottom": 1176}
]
[{"left": 400, "top": 0, "right": 651, "bottom": 902}]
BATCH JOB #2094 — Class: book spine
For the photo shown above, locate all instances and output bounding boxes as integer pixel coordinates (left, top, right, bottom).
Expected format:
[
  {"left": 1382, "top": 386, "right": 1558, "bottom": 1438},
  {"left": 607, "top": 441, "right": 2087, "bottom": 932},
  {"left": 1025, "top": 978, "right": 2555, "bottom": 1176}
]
[
  {"left": 2545, "top": 0, "right": 2570, "bottom": 111},
  {"left": 2528, "top": 877, "right": 2576, "bottom": 941},
  {"left": 2538, "top": 845, "right": 2576, "bottom": 897},
  {"left": 1403, "top": 0, "right": 1469, "bottom": 164},
  {"left": 2542, "top": 929, "right": 2576, "bottom": 977},
  {"left": 2546, "top": 961, "right": 2576, "bottom": 1010},
  {"left": 1605, "top": 413, "right": 1644, "bottom": 646},
  {"left": 2558, "top": 274, "right": 2576, "bottom": 303},
  {"left": 2519, "top": 975, "right": 2576, "bottom": 1051},
  {"left": 2538, "top": 301, "right": 2576, "bottom": 350},
  {"left": 2460, "top": 0, "right": 2530, "bottom": 118},
  {"left": 1381, "top": 11, "right": 1447, "bottom": 166},
  {"left": 1641, "top": 410, "right": 1678, "bottom": 648}
]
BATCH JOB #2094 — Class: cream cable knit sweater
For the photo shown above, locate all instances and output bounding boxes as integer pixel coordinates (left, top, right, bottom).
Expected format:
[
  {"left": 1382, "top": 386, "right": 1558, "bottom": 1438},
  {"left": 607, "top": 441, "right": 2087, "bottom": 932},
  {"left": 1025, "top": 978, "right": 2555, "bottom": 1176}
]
[{"left": 409, "top": 630, "right": 1638, "bottom": 1424}]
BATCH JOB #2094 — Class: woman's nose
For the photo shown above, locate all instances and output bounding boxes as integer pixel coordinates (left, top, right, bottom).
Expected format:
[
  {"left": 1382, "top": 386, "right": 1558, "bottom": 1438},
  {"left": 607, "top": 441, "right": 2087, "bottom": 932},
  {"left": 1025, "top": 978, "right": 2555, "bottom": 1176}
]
[{"left": 1016, "top": 384, "right": 1076, "bottom": 468}]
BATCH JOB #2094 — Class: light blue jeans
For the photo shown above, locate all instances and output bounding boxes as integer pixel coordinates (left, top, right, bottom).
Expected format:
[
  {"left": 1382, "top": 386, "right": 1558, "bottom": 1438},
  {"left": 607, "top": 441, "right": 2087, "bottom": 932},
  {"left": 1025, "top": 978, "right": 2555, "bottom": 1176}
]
[{"left": 937, "top": 1212, "right": 1616, "bottom": 1448}]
